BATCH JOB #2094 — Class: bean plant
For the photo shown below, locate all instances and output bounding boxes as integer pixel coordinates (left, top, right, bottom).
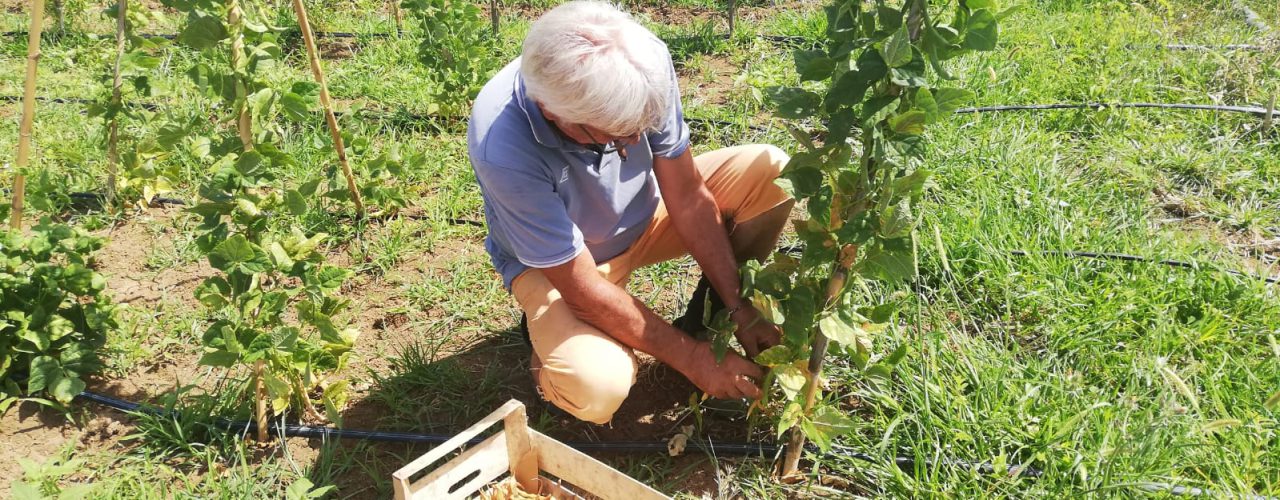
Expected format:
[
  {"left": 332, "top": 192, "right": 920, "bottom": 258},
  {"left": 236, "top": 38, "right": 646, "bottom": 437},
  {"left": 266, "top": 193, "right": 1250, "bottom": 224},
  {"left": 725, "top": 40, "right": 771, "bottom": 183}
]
[
  {"left": 0, "top": 221, "right": 119, "bottom": 414},
  {"left": 87, "top": 2, "right": 178, "bottom": 211},
  {"left": 719, "top": 0, "right": 1001, "bottom": 474},
  {"left": 402, "top": 0, "right": 500, "bottom": 116},
  {"left": 163, "top": 0, "right": 357, "bottom": 439}
]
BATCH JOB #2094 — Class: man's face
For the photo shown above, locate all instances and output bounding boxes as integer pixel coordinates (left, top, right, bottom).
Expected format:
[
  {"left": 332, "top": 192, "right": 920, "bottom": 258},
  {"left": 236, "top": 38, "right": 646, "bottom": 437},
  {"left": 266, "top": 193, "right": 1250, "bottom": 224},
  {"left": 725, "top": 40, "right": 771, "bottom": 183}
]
[{"left": 539, "top": 103, "right": 642, "bottom": 149}]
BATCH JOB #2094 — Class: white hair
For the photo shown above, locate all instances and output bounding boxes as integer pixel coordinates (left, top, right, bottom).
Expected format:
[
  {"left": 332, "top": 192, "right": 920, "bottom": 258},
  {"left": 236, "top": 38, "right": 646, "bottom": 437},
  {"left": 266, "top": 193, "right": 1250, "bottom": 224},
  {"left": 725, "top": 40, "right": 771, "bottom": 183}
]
[{"left": 521, "top": 1, "right": 673, "bottom": 138}]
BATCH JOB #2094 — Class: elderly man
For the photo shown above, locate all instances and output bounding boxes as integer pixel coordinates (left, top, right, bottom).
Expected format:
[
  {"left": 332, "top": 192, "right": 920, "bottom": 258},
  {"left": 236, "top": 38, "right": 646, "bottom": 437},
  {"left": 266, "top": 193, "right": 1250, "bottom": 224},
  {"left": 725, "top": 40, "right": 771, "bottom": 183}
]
[{"left": 467, "top": 1, "right": 795, "bottom": 424}]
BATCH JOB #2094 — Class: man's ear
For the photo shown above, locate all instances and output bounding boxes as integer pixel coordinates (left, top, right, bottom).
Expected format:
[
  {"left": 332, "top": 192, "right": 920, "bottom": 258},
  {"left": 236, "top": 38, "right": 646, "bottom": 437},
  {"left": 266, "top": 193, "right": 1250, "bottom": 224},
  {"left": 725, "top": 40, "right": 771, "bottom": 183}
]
[{"left": 536, "top": 100, "right": 559, "bottom": 122}]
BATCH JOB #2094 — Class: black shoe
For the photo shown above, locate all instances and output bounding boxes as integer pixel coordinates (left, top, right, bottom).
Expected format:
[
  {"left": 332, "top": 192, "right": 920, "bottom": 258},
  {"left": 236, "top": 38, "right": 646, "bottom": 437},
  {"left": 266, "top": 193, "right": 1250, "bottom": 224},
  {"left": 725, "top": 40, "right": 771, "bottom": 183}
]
[{"left": 672, "top": 275, "right": 725, "bottom": 337}]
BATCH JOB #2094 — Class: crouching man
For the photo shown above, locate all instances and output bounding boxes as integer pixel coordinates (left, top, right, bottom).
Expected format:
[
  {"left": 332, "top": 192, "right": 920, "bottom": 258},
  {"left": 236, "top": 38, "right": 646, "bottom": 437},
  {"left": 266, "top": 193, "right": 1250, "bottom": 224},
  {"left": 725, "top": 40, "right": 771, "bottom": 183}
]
[{"left": 467, "top": 1, "right": 795, "bottom": 424}]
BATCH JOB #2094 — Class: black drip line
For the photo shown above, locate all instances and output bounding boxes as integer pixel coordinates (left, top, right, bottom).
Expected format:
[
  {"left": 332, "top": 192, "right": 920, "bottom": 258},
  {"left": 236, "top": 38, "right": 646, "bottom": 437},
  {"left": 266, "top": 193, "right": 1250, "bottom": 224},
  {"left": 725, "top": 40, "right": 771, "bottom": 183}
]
[{"left": 72, "top": 389, "right": 1041, "bottom": 478}]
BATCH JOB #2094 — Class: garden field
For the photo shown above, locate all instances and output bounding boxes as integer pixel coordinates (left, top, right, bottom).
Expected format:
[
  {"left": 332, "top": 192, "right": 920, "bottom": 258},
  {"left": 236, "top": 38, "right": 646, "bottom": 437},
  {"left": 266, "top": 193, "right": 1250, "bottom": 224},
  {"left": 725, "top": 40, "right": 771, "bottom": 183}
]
[{"left": 1, "top": 0, "right": 1278, "bottom": 498}]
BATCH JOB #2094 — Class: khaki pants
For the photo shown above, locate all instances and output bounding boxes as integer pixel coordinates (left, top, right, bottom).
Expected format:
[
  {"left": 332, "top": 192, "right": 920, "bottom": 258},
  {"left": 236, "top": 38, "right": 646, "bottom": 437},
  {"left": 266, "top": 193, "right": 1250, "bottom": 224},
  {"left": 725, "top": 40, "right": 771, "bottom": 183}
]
[{"left": 510, "top": 144, "right": 791, "bottom": 423}]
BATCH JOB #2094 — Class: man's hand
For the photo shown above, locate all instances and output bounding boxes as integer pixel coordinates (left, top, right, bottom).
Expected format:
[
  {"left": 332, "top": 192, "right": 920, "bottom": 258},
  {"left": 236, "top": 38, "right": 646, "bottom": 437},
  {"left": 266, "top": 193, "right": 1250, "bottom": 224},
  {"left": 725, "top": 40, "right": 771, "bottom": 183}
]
[
  {"left": 731, "top": 307, "right": 782, "bottom": 358},
  {"left": 682, "top": 341, "right": 764, "bottom": 400}
]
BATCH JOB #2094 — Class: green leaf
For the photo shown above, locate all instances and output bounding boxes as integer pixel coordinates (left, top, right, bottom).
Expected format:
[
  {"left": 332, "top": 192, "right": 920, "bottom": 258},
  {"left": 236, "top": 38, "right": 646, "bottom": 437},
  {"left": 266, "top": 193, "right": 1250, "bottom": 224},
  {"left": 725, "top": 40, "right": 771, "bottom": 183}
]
[
  {"left": 198, "top": 350, "right": 238, "bottom": 367},
  {"left": 755, "top": 345, "right": 797, "bottom": 367},
  {"left": 879, "top": 198, "right": 915, "bottom": 238},
  {"left": 285, "top": 190, "right": 308, "bottom": 216},
  {"left": 826, "top": 50, "right": 887, "bottom": 109},
  {"left": 50, "top": 375, "right": 85, "bottom": 403},
  {"left": 809, "top": 405, "right": 857, "bottom": 449},
  {"left": 749, "top": 291, "right": 785, "bottom": 325},
  {"left": 10, "top": 481, "right": 41, "bottom": 500},
  {"left": 916, "top": 88, "right": 939, "bottom": 122},
  {"left": 963, "top": 9, "right": 999, "bottom": 51},
  {"left": 888, "top": 110, "right": 927, "bottom": 135},
  {"left": 177, "top": 14, "right": 228, "bottom": 50},
  {"left": 307, "top": 266, "right": 351, "bottom": 293},
  {"left": 27, "top": 355, "right": 59, "bottom": 394},
  {"left": 775, "top": 364, "right": 807, "bottom": 399},
  {"left": 857, "top": 243, "right": 914, "bottom": 282},
  {"left": 880, "top": 26, "right": 912, "bottom": 67},
  {"left": 800, "top": 417, "right": 832, "bottom": 452},
  {"left": 777, "top": 400, "right": 802, "bottom": 438},
  {"left": 794, "top": 49, "right": 835, "bottom": 82},
  {"left": 280, "top": 91, "right": 313, "bottom": 122},
  {"left": 932, "top": 88, "right": 975, "bottom": 115},
  {"left": 818, "top": 312, "right": 866, "bottom": 349},
  {"left": 967, "top": 0, "right": 997, "bottom": 8},
  {"left": 767, "top": 87, "right": 822, "bottom": 119},
  {"left": 208, "top": 234, "right": 271, "bottom": 274}
]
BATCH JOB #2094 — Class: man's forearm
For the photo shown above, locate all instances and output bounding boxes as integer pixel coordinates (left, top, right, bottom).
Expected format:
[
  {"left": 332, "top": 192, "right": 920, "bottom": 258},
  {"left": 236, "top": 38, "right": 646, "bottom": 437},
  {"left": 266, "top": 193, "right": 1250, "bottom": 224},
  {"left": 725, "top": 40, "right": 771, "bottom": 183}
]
[
  {"left": 668, "top": 189, "right": 747, "bottom": 312},
  {"left": 559, "top": 271, "right": 703, "bottom": 372}
]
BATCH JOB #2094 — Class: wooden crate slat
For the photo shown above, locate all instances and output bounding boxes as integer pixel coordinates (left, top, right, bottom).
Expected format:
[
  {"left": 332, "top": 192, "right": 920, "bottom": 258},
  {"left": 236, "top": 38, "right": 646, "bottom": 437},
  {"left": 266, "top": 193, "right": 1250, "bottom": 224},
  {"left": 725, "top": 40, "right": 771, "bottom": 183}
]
[{"left": 531, "top": 430, "right": 668, "bottom": 500}]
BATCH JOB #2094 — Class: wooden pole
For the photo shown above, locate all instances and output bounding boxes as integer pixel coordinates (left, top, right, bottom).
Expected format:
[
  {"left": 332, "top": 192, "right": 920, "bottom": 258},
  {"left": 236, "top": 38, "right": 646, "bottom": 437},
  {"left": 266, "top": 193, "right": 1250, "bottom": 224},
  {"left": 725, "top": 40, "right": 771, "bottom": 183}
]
[
  {"left": 1263, "top": 94, "right": 1276, "bottom": 133},
  {"left": 490, "top": 0, "right": 500, "bottom": 37},
  {"left": 106, "top": 0, "right": 127, "bottom": 208},
  {"left": 292, "top": 0, "right": 366, "bottom": 217},
  {"left": 727, "top": 0, "right": 737, "bottom": 38},
  {"left": 392, "top": 0, "right": 403, "bottom": 36},
  {"left": 12, "top": 0, "right": 46, "bottom": 231}
]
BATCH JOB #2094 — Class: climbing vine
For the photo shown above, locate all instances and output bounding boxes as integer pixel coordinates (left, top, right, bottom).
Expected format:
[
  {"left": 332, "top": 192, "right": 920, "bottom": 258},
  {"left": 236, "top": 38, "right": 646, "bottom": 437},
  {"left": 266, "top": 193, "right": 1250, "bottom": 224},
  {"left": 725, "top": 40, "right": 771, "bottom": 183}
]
[{"left": 713, "top": 0, "right": 1002, "bottom": 474}]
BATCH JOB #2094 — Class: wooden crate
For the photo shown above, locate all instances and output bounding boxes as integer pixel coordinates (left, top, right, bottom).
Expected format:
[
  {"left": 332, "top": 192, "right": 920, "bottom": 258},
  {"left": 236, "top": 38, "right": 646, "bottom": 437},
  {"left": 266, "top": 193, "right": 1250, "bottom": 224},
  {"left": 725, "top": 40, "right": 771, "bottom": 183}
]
[{"left": 392, "top": 399, "right": 670, "bottom": 500}]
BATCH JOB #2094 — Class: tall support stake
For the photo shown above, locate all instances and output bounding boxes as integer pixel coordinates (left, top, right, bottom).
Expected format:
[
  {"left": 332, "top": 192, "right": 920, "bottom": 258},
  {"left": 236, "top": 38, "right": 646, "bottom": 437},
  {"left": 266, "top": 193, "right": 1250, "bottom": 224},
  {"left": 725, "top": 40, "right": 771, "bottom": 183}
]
[
  {"left": 12, "top": 0, "right": 47, "bottom": 231},
  {"left": 490, "top": 0, "right": 500, "bottom": 37},
  {"left": 726, "top": 0, "right": 737, "bottom": 38},
  {"left": 392, "top": 0, "right": 403, "bottom": 36},
  {"left": 292, "top": 0, "right": 366, "bottom": 217},
  {"left": 1264, "top": 94, "right": 1276, "bottom": 133},
  {"left": 106, "top": 0, "right": 127, "bottom": 208}
]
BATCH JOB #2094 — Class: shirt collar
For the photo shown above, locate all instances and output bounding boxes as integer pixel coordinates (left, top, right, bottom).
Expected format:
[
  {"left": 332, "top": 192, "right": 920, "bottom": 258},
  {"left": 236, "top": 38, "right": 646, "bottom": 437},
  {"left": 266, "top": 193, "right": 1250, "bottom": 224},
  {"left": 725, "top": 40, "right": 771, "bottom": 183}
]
[{"left": 514, "top": 70, "right": 567, "bottom": 150}]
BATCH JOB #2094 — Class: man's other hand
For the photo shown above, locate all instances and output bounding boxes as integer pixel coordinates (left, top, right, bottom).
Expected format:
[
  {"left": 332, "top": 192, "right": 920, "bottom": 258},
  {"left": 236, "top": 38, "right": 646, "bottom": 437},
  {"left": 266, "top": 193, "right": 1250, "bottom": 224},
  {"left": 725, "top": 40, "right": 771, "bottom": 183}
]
[
  {"left": 683, "top": 341, "right": 764, "bottom": 400},
  {"left": 732, "top": 307, "right": 782, "bottom": 358}
]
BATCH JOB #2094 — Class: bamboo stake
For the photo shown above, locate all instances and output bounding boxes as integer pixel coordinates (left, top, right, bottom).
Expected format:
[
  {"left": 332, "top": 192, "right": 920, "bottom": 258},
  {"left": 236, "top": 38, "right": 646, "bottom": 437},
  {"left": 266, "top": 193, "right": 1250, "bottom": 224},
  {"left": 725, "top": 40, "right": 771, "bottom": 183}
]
[
  {"left": 106, "top": 0, "right": 127, "bottom": 208},
  {"left": 11, "top": 0, "right": 46, "bottom": 231},
  {"left": 254, "top": 361, "right": 268, "bottom": 442},
  {"left": 228, "top": 0, "right": 253, "bottom": 151},
  {"left": 727, "top": 0, "right": 737, "bottom": 39},
  {"left": 292, "top": 0, "right": 365, "bottom": 217},
  {"left": 1263, "top": 94, "right": 1276, "bottom": 133},
  {"left": 392, "top": 0, "right": 403, "bottom": 37}
]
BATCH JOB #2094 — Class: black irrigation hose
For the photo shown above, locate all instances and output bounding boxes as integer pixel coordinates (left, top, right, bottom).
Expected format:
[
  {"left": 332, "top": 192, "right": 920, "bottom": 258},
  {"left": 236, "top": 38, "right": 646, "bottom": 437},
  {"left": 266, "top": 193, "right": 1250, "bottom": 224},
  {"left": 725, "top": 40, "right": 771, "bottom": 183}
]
[
  {"left": 955, "top": 102, "right": 1276, "bottom": 118},
  {"left": 73, "top": 388, "right": 1042, "bottom": 479},
  {"left": 776, "top": 245, "right": 1278, "bottom": 285},
  {"left": 1011, "top": 250, "right": 1278, "bottom": 285}
]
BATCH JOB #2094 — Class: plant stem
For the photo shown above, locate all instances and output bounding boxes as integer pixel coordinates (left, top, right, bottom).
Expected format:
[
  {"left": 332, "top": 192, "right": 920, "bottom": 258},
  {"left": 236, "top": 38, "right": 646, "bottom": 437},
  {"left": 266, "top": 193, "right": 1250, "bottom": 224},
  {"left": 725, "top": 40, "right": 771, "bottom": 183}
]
[
  {"left": 292, "top": 0, "right": 366, "bottom": 217},
  {"left": 12, "top": 0, "right": 46, "bottom": 231},
  {"left": 228, "top": 0, "right": 252, "bottom": 152},
  {"left": 106, "top": 0, "right": 126, "bottom": 209}
]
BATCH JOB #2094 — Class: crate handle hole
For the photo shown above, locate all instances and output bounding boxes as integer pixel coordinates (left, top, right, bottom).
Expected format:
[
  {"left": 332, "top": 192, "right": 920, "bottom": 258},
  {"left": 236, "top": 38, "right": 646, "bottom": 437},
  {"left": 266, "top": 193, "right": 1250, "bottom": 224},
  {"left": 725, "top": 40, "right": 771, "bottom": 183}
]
[{"left": 447, "top": 469, "right": 482, "bottom": 494}]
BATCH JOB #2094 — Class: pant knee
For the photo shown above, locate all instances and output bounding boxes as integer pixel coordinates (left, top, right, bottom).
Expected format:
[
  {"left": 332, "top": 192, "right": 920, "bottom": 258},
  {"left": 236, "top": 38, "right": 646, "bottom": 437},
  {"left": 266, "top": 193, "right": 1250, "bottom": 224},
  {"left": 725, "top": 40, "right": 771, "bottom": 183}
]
[{"left": 535, "top": 332, "right": 637, "bottom": 424}]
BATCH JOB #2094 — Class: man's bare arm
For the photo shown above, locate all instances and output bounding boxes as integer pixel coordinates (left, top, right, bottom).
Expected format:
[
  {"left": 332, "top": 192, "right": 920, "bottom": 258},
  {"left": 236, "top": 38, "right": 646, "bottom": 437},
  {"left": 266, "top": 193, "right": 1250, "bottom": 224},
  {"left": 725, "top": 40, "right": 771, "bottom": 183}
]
[
  {"left": 652, "top": 150, "right": 781, "bottom": 357},
  {"left": 540, "top": 250, "right": 762, "bottom": 399}
]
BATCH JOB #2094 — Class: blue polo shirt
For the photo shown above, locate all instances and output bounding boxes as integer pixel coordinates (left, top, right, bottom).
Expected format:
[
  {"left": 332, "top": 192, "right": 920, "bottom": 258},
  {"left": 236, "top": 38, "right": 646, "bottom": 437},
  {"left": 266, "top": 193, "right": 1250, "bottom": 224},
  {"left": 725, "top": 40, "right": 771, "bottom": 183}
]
[{"left": 467, "top": 54, "right": 690, "bottom": 290}]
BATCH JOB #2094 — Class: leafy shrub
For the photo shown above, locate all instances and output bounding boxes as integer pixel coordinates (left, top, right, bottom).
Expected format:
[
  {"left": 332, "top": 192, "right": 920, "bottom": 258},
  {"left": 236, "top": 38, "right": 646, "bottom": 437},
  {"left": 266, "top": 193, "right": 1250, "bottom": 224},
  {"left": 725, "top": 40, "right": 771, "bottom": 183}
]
[
  {"left": 0, "top": 221, "right": 119, "bottom": 413},
  {"left": 403, "top": 0, "right": 501, "bottom": 115}
]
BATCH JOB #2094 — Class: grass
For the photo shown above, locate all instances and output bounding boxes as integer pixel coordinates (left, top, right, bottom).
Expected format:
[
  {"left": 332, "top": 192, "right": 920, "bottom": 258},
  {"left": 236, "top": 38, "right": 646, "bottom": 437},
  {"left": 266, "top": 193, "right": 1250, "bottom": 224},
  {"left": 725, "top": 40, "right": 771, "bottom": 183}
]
[{"left": 2, "top": 0, "right": 1279, "bottom": 498}]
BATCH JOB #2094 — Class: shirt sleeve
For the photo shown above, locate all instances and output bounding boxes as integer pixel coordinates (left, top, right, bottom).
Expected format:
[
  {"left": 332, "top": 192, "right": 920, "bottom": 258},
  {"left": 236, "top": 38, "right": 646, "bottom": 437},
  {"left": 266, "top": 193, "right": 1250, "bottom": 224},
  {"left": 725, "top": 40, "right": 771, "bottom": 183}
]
[
  {"left": 646, "top": 50, "right": 691, "bottom": 159},
  {"left": 473, "top": 160, "right": 585, "bottom": 268}
]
